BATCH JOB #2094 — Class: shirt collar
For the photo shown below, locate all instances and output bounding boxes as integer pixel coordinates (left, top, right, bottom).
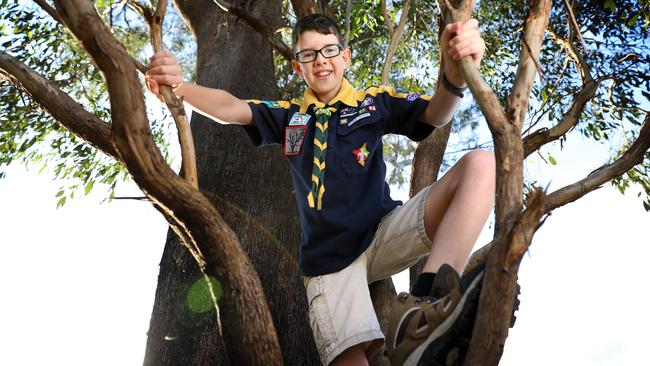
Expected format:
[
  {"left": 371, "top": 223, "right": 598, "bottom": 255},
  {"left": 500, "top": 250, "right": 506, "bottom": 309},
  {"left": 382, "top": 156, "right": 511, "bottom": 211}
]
[{"left": 298, "top": 78, "right": 358, "bottom": 113}]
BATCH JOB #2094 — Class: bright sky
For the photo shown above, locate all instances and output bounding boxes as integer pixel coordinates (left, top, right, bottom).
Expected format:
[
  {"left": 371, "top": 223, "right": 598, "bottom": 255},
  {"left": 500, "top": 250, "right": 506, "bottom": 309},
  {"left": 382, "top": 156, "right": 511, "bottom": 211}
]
[{"left": 1, "top": 122, "right": 648, "bottom": 365}]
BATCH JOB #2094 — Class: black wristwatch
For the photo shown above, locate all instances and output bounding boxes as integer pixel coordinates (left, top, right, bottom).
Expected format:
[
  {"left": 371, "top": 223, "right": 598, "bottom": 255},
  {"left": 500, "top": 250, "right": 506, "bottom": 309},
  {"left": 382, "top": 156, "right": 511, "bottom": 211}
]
[{"left": 442, "top": 73, "right": 468, "bottom": 98}]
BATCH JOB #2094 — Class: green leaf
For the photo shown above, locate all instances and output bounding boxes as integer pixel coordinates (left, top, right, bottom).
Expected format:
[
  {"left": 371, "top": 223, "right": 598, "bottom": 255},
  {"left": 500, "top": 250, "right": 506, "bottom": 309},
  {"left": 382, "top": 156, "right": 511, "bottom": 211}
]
[
  {"left": 84, "top": 180, "right": 94, "bottom": 195},
  {"left": 56, "top": 196, "right": 66, "bottom": 208},
  {"left": 548, "top": 155, "right": 557, "bottom": 165}
]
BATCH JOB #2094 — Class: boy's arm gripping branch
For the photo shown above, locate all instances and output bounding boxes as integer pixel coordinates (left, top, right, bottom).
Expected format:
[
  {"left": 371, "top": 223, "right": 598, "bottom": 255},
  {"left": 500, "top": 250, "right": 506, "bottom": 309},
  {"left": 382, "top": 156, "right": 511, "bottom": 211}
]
[
  {"left": 419, "top": 19, "right": 485, "bottom": 128},
  {"left": 146, "top": 51, "right": 254, "bottom": 126}
]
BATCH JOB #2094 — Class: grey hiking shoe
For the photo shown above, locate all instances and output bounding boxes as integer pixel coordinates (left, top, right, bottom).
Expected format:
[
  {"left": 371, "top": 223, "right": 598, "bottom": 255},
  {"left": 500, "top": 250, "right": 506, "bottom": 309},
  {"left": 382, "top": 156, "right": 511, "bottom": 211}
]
[{"left": 385, "top": 264, "right": 484, "bottom": 366}]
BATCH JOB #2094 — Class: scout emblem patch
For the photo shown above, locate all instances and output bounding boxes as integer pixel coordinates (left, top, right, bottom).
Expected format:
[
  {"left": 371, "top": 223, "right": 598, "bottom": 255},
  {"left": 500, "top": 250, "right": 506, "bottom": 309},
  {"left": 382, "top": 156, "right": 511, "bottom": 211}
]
[
  {"left": 289, "top": 112, "right": 311, "bottom": 126},
  {"left": 340, "top": 107, "right": 357, "bottom": 118},
  {"left": 406, "top": 92, "right": 421, "bottom": 102},
  {"left": 353, "top": 143, "right": 369, "bottom": 166},
  {"left": 284, "top": 126, "right": 307, "bottom": 156},
  {"left": 360, "top": 96, "right": 374, "bottom": 107}
]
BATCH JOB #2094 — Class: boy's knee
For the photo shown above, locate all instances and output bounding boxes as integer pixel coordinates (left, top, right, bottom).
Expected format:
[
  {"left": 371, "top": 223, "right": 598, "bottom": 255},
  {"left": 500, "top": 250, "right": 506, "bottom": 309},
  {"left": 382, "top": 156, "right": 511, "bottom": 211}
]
[{"left": 461, "top": 150, "right": 495, "bottom": 183}]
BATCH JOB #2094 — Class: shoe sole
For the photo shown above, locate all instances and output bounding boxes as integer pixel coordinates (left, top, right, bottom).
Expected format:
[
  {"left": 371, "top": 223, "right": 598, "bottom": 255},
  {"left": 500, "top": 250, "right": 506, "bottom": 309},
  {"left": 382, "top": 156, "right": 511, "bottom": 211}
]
[
  {"left": 424, "top": 277, "right": 521, "bottom": 366},
  {"left": 402, "top": 270, "right": 485, "bottom": 366}
]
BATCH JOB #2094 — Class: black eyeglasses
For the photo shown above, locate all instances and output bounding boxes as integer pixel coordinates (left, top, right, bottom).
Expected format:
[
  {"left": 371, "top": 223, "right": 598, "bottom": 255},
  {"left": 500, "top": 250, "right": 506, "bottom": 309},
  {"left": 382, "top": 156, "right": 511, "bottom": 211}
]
[{"left": 294, "top": 44, "right": 343, "bottom": 63}]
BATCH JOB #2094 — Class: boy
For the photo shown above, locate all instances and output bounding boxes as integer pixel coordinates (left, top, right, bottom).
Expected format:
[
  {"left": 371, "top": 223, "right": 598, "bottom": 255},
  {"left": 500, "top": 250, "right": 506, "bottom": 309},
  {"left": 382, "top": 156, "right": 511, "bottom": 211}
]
[{"left": 147, "top": 14, "right": 492, "bottom": 366}]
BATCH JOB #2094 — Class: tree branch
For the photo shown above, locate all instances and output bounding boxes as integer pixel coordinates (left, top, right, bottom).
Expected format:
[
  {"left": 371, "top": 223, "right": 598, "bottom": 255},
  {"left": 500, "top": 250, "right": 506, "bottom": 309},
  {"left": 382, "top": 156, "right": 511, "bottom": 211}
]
[
  {"left": 51, "top": 1, "right": 283, "bottom": 364},
  {"left": 32, "top": 0, "right": 64, "bottom": 24},
  {"left": 213, "top": 0, "right": 294, "bottom": 61},
  {"left": 381, "top": 0, "right": 411, "bottom": 85},
  {"left": 0, "top": 50, "right": 118, "bottom": 161},
  {"left": 34, "top": 0, "right": 148, "bottom": 74},
  {"left": 290, "top": 0, "right": 319, "bottom": 19},
  {"left": 145, "top": 0, "right": 198, "bottom": 188},
  {"left": 523, "top": 78, "right": 599, "bottom": 157},
  {"left": 523, "top": 25, "right": 597, "bottom": 157},
  {"left": 561, "top": 0, "right": 589, "bottom": 55},
  {"left": 343, "top": 0, "right": 353, "bottom": 48},
  {"left": 509, "top": 0, "right": 552, "bottom": 127},
  {"left": 545, "top": 114, "right": 650, "bottom": 212},
  {"left": 380, "top": 0, "right": 394, "bottom": 36}
]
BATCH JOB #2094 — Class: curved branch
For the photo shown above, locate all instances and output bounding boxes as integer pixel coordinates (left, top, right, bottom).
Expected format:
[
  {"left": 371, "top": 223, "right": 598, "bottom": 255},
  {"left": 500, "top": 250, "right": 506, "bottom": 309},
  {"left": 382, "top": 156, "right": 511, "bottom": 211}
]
[
  {"left": 52, "top": 1, "right": 283, "bottom": 364},
  {"left": 35, "top": 0, "right": 148, "bottom": 74},
  {"left": 381, "top": 0, "right": 411, "bottom": 85},
  {"left": 545, "top": 114, "right": 650, "bottom": 212},
  {"left": 523, "top": 78, "right": 599, "bottom": 157},
  {"left": 0, "top": 50, "right": 118, "bottom": 161}
]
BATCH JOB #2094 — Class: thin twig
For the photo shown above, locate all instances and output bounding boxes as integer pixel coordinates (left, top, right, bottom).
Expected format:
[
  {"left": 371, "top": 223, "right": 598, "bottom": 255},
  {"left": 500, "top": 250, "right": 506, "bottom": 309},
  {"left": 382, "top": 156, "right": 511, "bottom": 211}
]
[
  {"left": 343, "top": 0, "right": 353, "bottom": 48},
  {"left": 561, "top": 0, "right": 589, "bottom": 54}
]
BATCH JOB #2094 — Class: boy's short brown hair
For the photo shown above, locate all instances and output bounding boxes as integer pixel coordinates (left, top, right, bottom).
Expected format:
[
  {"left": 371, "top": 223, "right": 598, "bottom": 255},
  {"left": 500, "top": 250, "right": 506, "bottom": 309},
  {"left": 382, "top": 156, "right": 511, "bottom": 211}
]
[{"left": 292, "top": 14, "right": 343, "bottom": 51}]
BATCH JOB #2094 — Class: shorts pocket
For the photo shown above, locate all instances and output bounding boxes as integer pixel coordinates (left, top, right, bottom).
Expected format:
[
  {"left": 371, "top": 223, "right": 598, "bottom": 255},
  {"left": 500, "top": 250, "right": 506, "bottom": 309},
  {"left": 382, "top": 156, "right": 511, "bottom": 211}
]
[{"left": 305, "top": 277, "right": 336, "bottom": 353}]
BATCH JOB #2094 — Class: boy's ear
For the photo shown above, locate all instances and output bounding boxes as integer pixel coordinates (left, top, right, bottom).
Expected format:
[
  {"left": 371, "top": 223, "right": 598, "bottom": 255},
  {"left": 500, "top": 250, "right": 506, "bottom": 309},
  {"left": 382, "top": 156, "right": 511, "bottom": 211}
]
[
  {"left": 342, "top": 47, "right": 352, "bottom": 68},
  {"left": 291, "top": 59, "right": 303, "bottom": 78}
]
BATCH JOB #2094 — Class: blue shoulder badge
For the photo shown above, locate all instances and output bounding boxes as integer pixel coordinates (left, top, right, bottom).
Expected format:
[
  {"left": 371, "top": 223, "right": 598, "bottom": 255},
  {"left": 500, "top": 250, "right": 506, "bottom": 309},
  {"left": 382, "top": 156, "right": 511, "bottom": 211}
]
[
  {"left": 289, "top": 112, "right": 311, "bottom": 126},
  {"left": 406, "top": 92, "right": 421, "bottom": 102},
  {"left": 262, "top": 101, "right": 282, "bottom": 108}
]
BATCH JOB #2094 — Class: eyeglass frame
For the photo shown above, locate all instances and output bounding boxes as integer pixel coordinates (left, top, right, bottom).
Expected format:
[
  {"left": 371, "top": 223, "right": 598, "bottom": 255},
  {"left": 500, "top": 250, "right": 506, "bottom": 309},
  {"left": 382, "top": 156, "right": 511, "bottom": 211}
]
[{"left": 294, "top": 44, "right": 344, "bottom": 63}]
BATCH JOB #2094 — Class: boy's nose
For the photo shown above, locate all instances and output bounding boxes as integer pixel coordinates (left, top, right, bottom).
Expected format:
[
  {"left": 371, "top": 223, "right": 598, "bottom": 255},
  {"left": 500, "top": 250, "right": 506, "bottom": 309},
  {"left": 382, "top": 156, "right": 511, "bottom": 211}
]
[{"left": 314, "top": 52, "right": 328, "bottom": 65}]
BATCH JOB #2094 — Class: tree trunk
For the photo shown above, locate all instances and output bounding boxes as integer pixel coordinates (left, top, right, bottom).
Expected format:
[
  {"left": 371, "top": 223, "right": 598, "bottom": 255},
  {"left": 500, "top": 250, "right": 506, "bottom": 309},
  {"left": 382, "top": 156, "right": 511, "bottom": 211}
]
[{"left": 144, "top": 1, "right": 319, "bottom": 365}]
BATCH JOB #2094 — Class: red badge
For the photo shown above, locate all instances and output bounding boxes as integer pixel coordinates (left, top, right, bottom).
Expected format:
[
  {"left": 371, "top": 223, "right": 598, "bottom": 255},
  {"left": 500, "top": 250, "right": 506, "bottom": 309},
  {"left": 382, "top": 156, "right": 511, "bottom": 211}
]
[{"left": 353, "top": 143, "right": 369, "bottom": 166}]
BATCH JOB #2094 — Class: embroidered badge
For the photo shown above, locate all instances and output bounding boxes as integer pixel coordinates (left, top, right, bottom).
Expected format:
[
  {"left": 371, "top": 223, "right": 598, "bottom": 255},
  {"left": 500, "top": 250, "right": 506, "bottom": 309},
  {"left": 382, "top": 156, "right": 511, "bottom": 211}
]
[
  {"left": 368, "top": 105, "right": 376, "bottom": 111},
  {"left": 406, "top": 93, "right": 421, "bottom": 102},
  {"left": 340, "top": 118, "right": 348, "bottom": 125},
  {"left": 340, "top": 107, "right": 357, "bottom": 117},
  {"left": 284, "top": 126, "right": 307, "bottom": 156},
  {"left": 348, "top": 113, "right": 371, "bottom": 127},
  {"left": 289, "top": 112, "right": 311, "bottom": 126},
  {"left": 360, "top": 96, "right": 374, "bottom": 107},
  {"left": 262, "top": 101, "right": 282, "bottom": 108},
  {"left": 353, "top": 143, "right": 369, "bottom": 167}
]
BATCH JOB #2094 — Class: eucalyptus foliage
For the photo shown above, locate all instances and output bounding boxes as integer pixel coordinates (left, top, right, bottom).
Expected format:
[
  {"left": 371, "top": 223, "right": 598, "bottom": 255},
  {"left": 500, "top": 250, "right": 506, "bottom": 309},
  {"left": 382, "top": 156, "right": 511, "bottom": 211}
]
[{"left": 1, "top": 0, "right": 648, "bottom": 209}]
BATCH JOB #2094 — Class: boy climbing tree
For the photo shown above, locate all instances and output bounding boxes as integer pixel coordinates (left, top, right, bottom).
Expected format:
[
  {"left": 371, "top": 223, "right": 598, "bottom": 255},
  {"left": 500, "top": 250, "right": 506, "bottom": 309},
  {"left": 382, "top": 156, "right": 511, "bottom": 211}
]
[{"left": 147, "top": 13, "right": 488, "bottom": 366}]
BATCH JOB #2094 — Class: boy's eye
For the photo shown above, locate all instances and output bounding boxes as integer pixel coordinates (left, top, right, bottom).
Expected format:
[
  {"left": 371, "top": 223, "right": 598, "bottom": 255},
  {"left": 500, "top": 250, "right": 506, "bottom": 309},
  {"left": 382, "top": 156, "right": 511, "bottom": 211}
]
[{"left": 323, "top": 46, "right": 340, "bottom": 56}]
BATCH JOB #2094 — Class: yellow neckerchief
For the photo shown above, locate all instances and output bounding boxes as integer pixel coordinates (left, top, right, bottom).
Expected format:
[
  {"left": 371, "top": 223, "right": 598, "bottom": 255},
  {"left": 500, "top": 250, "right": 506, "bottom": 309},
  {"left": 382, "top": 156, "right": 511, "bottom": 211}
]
[{"left": 297, "top": 78, "right": 359, "bottom": 113}]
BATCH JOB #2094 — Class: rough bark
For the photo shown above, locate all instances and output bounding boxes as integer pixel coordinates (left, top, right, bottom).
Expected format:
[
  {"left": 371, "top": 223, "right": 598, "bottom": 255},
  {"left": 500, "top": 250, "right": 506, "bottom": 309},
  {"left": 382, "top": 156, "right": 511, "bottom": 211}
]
[
  {"left": 143, "top": 1, "right": 319, "bottom": 365},
  {"left": 53, "top": 0, "right": 288, "bottom": 364},
  {"left": 291, "top": 0, "right": 319, "bottom": 19}
]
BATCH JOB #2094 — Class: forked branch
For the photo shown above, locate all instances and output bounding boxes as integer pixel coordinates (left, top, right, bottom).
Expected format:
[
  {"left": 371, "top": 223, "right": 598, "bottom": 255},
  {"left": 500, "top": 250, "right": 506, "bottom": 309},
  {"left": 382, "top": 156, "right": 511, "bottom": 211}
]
[
  {"left": 214, "top": 0, "right": 294, "bottom": 61},
  {"left": 138, "top": 0, "right": 198, "bottom": 188}
]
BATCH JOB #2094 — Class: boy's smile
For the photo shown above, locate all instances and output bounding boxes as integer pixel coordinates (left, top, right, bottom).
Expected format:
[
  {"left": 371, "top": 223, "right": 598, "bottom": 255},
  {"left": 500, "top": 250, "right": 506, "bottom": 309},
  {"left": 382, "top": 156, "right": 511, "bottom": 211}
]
[{"left": 292, "top": 30, "right": 351, "bottom": 105}]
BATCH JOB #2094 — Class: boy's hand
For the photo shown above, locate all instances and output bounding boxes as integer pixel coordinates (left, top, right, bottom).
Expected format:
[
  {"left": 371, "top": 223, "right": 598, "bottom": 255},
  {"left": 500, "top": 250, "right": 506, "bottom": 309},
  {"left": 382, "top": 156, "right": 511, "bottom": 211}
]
[
  {"left": 145, "top": 51, "right": 184, "bottom": 102},
  {"left": 441, "top": 19, "right": 485, "bottom": 88}
]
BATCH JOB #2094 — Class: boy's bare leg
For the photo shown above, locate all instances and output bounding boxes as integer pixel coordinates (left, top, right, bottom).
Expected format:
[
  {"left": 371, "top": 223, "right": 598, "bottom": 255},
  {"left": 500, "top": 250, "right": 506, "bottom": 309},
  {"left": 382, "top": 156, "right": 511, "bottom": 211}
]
[
  {"left": 421, "top": 150, "right": 495, "bottom": 274},
  {"left": 330, "top": 344, "right": 368, "bottom": 366}
]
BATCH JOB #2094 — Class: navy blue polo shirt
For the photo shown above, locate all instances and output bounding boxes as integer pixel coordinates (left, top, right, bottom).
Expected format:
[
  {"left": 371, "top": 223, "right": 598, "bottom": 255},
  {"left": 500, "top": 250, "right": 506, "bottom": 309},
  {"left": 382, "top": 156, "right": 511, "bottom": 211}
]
[{"left": 244, "top": 78, "right": 435, "bottom": 276}]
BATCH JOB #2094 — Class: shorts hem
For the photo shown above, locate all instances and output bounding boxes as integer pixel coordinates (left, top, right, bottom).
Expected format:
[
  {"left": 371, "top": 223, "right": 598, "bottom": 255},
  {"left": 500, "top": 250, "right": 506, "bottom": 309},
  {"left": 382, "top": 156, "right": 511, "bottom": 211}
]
[{"left": 322, "top": 330, "right": 384, "bottom": 365}]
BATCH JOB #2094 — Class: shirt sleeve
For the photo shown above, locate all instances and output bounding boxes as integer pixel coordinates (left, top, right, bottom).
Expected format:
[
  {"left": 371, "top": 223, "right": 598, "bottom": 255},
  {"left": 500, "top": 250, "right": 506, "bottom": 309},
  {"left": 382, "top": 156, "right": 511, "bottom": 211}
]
[
  {"left": 379, "top": 89, "right": 435, "bottom": 142},
  {"left": 242, "top": 100, "right": 291, "bottom": 147}
]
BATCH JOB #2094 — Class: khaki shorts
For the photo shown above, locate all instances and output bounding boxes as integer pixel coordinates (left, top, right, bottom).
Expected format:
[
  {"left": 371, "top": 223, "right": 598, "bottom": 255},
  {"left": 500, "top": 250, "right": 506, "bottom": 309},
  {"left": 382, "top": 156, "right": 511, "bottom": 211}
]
[{"left": 304, "top": 185, "right": 434, "bottom": 365}]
